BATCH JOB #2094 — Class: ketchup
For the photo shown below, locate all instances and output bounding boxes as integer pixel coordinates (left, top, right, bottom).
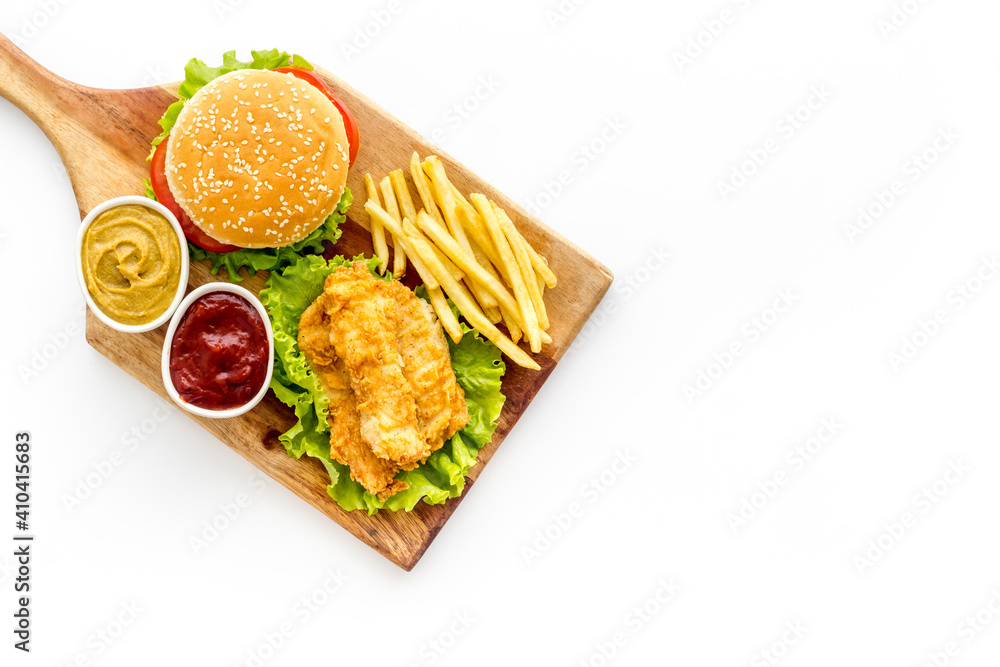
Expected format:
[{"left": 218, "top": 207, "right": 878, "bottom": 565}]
[{"left": 169, "top": 293, "right": 269, "bottom": 410}]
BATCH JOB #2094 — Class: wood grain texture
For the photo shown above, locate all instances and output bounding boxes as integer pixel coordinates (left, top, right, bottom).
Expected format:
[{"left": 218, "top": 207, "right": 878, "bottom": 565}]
[{"left": 0, "top": 34, "right": 611, "bottom": 570}]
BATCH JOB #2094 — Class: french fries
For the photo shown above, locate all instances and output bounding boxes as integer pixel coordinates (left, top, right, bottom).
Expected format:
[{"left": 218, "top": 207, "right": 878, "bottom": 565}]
[
  {"left": 426, "top": 284, "right": 462, "bottom": 343},
  {"left": 405, "top": 221, "right": 539, "bottom": 371},
  {"left": 364, "top": 174, "right": 389, "bottom": 273},
  {"left": 378, "top": 177, "right": 407, "bottom": 279},
  {"left": 410, "top": 152, "right": 444, "bottom": 225},
  {"left": 362, "top": 153, "right": 557, "bottom": 369},
  {"left": 493, "top": 202, "right": 549, "bottom": 331},
  {"left": 472, "top": 194, "right": 541, "bottom": 352},
  {"left": 364, "top": 201, "right": 438, "bottom": 290},
  {"left": 413, "top": 210, "right": 516, "bottom": 315},
  {"left": 423, "top": 156, "right": 473, "bottom": 253},
  {"left": 390, "top": 170, "right": 418, "bottom": 224}
]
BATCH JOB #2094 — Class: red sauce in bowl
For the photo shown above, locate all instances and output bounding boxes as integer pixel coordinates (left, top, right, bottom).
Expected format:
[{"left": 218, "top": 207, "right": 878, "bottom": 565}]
[{"left": 168, "top": 292, "right": 269, "bottom": 410}]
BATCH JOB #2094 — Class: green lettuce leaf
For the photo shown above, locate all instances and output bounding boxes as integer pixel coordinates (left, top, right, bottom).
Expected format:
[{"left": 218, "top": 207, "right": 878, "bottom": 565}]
[{"left": 260, "top": 256, "right": 506, "bottom": 514}]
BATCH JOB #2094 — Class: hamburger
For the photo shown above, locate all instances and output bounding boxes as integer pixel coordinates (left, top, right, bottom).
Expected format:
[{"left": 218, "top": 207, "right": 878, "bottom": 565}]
[
  {"left": 146, "top": 51, "right": 359, "bottom": 263},
  {"left": 165, "top": 69, "right": 350, "bottom": 249}
]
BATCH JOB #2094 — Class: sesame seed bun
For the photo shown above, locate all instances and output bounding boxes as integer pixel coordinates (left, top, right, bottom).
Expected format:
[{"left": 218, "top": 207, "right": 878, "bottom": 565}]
[{"left": 164, "top": 69, "right": 350, "bottom": 248}]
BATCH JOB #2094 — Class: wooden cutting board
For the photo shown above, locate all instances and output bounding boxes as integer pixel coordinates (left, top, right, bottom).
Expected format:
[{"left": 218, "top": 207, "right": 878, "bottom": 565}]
[{"left": 0, "top": 35, "right": 613, "bottom": 570}]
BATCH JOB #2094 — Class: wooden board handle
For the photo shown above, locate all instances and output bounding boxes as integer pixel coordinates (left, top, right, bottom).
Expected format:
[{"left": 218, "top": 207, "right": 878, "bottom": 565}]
[
  {"left": 0, "top": 32, "right": 70, "bottom": 140},
  {"left": 0, "top": 33, "right": 177, "bottom": 217}
]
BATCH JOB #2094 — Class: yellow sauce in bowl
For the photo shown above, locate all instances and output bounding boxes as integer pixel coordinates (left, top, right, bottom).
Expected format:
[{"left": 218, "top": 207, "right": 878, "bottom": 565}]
[{"left": 80, "top": 204, "right": 182, "bottom": 326}]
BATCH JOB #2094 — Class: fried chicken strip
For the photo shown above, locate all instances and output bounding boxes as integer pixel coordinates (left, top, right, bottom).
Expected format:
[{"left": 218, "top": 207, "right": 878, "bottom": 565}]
[
  {"left": 322, "top": 262, "right": 428, "bottom": 466},
  {"left": 298, "top": 296, "right": 407, "bottom": 500},
  {"left": 388, "top": 280, "right": 469, "bottom": 462}
]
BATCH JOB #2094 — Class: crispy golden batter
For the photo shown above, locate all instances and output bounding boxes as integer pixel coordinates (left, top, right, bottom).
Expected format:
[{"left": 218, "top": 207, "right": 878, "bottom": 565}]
[
  {"left": 297, "top": 261, "right": 470, "bottom": 501},
  {"left": 297, "top": 298, "right": 407, "bottom": 500},
  {"left": 322, "top": 263, "right": 427, "bottom": 466},
  {"left": 388, "top": 280, "right": 469, "bottom": 461}
]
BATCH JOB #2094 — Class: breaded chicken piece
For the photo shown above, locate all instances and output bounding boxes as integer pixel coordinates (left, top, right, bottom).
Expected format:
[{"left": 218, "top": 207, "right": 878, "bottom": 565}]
[
  {"left": 388, "top": 280, "right": 469, "bottom": 463},
  {"left": 297, "top": 298, "right": 407, "bottom": 500},
  {"left": 322, "top": 262, "right": 428, "bottom": 466},
  {"left": 296, "top": 261, "right": 472, "bottom": 502}
]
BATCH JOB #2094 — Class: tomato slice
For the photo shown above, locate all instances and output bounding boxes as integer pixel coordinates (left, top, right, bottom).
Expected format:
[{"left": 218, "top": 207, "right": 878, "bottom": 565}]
[
  {"left": 149, "top": 140, "right": 239, "bottom": 254},
  {"left": 272, "top": 66, "right": 359, "bottom": 166}
]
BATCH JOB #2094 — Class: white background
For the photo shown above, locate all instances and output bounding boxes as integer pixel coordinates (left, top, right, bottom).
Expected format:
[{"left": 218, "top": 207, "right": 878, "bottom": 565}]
[{"left": 2, "top": 0, "right": 1000, "bottom": 665}]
